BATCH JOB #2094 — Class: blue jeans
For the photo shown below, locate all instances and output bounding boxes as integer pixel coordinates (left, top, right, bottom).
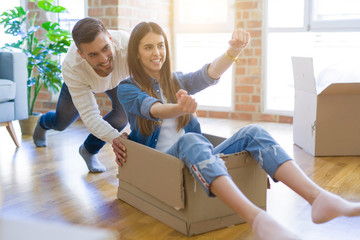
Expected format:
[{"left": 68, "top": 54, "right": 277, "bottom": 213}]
[
  {"left": 166, "top": 124, "right": 291, "bottom": 196},
  {"left": 39, "top": 83, "right": 128, "bottom": 154}
]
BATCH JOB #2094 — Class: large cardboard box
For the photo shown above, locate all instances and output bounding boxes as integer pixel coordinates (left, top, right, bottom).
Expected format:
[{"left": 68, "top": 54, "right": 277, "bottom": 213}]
[
  {"left": 117, "top": 134, "right": 268, "bottom": 236},
  {"left": 292, "top": 56, "right": 360, "bottom": 156}
]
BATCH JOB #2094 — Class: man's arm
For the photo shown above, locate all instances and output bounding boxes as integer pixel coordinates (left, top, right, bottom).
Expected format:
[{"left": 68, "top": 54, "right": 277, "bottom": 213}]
[{"left": 62, "top": 63, "right": 121, "bottom": 144}]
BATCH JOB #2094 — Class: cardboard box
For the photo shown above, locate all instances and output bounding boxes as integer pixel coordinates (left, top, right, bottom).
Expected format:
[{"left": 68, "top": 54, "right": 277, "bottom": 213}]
[
  {"left": 292, "top": 56, "right": 360, "bottom": 156},
  {"left": 117, "top": 133, "right": 268, "bottom": 236}
]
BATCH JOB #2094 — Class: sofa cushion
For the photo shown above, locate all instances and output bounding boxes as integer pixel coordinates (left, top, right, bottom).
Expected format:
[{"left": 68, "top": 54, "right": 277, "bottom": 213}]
[
  {"left": 0, "top": 102, "right": 15, "bottom": 122},
  {"left": 0, "top": 79, "right": 16, "bottom": 102}
]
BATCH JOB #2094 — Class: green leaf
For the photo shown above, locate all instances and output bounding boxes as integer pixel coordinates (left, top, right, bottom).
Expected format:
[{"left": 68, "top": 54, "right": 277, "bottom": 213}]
[
  {"left": 0, "top": 6, "right": 27, "bottom": 36},
  {"left": 1, "top": 1, "right": 71, "bottom": 114},
  {"left": 42, "top": 21, "right": 59, "bottom": 31},
  {"left": 37, "top": 1, "right": 68, "bottom": 13},
  {"left": 46, "top": 29, "right": 71, "bottom": 42}
]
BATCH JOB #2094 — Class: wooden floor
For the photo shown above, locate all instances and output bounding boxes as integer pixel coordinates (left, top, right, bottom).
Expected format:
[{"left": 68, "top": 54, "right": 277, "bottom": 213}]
[{"left": 1, "top": 118, "right": 360, "bottom": 240}]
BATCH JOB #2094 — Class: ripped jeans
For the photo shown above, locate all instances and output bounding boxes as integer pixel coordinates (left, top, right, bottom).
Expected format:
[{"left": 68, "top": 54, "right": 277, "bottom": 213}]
[{"left": 165, "top": 124, "right": 291, "bottom": 196}]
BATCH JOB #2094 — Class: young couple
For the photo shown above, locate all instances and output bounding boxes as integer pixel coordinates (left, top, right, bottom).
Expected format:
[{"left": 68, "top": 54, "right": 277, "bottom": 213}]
[{"left": 36, "top": 17, "right": 360, "bottom": 239}]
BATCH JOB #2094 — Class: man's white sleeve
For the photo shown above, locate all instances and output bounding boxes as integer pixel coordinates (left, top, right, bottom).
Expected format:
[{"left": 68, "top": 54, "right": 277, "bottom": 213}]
[{"left": 62, "top": 65, "right": 121, "bottom": 144}]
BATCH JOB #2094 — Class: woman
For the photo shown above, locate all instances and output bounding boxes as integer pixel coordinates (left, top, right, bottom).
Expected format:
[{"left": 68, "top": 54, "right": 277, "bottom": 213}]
[{"left": 115, "top": 22, "right": 360, "bottom": 240}]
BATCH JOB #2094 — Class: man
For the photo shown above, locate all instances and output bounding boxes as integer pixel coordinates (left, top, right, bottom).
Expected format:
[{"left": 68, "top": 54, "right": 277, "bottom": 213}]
[{"left": 33, "top": 17, "right": 127, "bottom": 173}]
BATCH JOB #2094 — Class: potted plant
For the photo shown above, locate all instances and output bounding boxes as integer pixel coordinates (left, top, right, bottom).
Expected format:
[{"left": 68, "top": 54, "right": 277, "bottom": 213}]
[{"left": 0, "top": 0, "right": 72, "bottom": 134}]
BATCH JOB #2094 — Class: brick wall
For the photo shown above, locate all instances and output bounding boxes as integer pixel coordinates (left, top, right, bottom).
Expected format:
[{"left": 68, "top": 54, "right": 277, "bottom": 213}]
[
  {"left": 87, "top": 0, "right": 172, "bottom": 32},
  {"left": 33, "top": 0, "right": 293, "bottom": 124}
]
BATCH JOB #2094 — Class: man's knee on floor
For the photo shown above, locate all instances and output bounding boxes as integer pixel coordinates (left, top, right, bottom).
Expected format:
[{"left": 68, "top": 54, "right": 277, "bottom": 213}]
[{"left": 52, "top": 124, "right": 68, "bottom": 131}]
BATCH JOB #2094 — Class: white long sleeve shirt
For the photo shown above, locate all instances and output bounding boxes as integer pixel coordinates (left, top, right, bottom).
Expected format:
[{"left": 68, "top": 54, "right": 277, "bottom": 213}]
[{"left": 62, "top": 30, "right": 129, "bottom": 144}]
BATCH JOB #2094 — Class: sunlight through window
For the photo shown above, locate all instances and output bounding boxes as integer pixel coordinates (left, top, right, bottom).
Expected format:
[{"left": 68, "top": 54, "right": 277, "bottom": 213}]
[
  {"left": 174, "top": 0, "right": 234, "bottom": 110},
  {"left": 266, "top": 0, "right": 360, "bottom": 114}
]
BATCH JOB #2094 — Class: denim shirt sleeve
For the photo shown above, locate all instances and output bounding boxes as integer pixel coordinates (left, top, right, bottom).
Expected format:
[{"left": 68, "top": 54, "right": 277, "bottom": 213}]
[
  {"left": 173, "top": 63, "right": 219, "bottom": 95},
  {"left": 118, "top": 78, "right": 161, "bottom": 121}
]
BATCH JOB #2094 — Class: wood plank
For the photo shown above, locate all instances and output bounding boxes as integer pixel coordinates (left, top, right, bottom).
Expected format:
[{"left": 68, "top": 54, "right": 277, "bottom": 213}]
[{"left": 0, "top": 119, "right": 360, "bottom": 239}]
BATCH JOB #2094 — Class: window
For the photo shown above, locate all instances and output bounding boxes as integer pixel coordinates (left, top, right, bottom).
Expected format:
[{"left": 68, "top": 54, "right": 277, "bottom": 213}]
[
  {"left": 57, "top": 0, "right": 86, "bottom": 32},
  {"left": 51, "top": 0, "right": 86, "bottom": 101},
  {"left": 265, "top": 0, "right": 360, "bottom": 114},
  {"left": 314, "top": 0, "right": 360, "bottom": 20},
  {"left": 55, "top": 0, "right": 85, "bottom": 65},
  {"left": 174, "top": 0, "right": 234, "bottom": 110}
]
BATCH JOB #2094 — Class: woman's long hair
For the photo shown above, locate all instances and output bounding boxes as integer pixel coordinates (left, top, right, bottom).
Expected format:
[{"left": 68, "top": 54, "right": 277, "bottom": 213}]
[{"left": 128, "top": 22, "right": 190, "bottom": 136}]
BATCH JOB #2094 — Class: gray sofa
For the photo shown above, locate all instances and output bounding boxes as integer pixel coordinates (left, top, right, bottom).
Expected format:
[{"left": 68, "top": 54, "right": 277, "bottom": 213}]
[{"left": 0, "top": 50, "right": 28, "bottom": 147}]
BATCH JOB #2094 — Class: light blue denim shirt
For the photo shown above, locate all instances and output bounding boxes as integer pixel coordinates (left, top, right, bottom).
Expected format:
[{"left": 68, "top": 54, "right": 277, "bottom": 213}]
[{"left": 117, "top": 63, "right": 219, "bottom": 148}]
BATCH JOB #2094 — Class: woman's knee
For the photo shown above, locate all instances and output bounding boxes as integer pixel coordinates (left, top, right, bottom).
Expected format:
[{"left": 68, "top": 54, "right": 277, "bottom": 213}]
[
  {"left": 175, "top": 133, "right": 214, "bottom": 161},
  {"left": 178, "top": 132, "right": 208, "bottom": 146},
  {"left": 240, "top": 124, "right": 268, "bottom": 137}
]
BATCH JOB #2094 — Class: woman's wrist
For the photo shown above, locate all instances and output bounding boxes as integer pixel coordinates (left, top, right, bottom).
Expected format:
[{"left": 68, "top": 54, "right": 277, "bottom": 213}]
[{"left": 225, "top": 47, "right": 243, "bottom": 62}]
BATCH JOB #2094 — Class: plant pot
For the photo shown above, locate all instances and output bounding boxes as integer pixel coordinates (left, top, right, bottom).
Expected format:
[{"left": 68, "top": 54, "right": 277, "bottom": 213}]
[{"left": 19, "top": 113, "right": 42, "bottom": 136}]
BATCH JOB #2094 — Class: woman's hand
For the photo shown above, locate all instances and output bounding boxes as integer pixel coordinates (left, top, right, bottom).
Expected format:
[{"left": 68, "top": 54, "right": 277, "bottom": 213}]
[
  {"left": 176, "top": 89, "right": 197, "bottom": 114},
  {"left": 207, "top": 28, "right": 251, "bottom": 79},
  {"left": 229, "top": 28, "right": 250, "bottom": 51},
  {"left": 149, "top": 90, "right": 197, "bottom": 119},
  {"left": 112, "top": 132, "right": 128, "bottom": 167}
]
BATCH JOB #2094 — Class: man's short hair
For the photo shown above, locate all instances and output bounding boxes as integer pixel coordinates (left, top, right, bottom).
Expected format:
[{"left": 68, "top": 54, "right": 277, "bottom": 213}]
[{"left": 72, "top": 17, "right": 108, "bottom": 50}]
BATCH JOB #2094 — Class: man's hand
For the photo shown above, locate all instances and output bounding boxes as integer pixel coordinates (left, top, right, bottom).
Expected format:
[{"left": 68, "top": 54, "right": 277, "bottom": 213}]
[
  {"left": 112, "top": 132, "right": 128, "bottom": 167},
  {"left": 176, "top": 89, "right": 197, "bottom": 114}
]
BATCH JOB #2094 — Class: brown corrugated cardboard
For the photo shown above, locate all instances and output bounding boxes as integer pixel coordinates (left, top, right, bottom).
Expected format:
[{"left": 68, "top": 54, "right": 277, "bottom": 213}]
[
  {"left": 117, "top": 134, "right": 268, "bottom": 236},
  {"left": 292, "top": 56, "right": 360, "bottom": 156}
]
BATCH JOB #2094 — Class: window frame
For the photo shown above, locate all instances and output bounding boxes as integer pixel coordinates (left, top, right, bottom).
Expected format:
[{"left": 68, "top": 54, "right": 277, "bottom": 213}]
[{"left": 310, "top": 0, "right": 360, "bottom": 31}]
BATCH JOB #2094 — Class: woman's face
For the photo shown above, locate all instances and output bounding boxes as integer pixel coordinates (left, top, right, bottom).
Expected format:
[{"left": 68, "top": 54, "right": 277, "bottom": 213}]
[{"left": 137, "top": 32, "right": 166, "bottom": 79}]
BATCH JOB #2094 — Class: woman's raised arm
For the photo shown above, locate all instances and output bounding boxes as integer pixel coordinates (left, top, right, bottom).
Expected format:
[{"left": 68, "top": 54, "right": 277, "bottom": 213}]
[{"left": 207, "top": 28, "right": 250, "bottom": 79}]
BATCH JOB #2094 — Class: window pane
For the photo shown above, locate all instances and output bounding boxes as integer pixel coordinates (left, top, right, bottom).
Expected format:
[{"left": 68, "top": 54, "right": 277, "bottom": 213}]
[
  {"left": 58, "top": 0, "right": 85, "bottom": 31},
  {"left": 56, "top": 0, "right": 85, "bottom": 64},
  {"left": 179, "top": 0, "right": 228, "bottom": 24},
  {"left": 268, "top": 0, "right": 305, "bottom": 28},
  {"left": 175, "top": 33, "right": 232, "bottom": 109},
  {"left": 266, "top": 31, "right": 360, "bottom": 112},
  {"left": 314, "top": 0, "right": 360, "bottom": 20},
  {"left": 266, "top": 32, "right": 313, "bottom": 112}
]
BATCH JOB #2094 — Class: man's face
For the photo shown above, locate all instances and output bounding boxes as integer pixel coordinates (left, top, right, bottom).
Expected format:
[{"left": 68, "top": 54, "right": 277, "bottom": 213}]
[{"left": 77, "top": 32, "right": 114, "bottom": 77}]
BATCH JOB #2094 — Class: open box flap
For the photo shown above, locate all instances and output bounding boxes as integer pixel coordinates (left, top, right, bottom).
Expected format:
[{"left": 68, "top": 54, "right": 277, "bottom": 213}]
[
  {"left": 118, "top": 138, "right": 185, "bottom": 209},
  {"left": 292, "top": 56, "right": 317, "bottom": 94}
]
